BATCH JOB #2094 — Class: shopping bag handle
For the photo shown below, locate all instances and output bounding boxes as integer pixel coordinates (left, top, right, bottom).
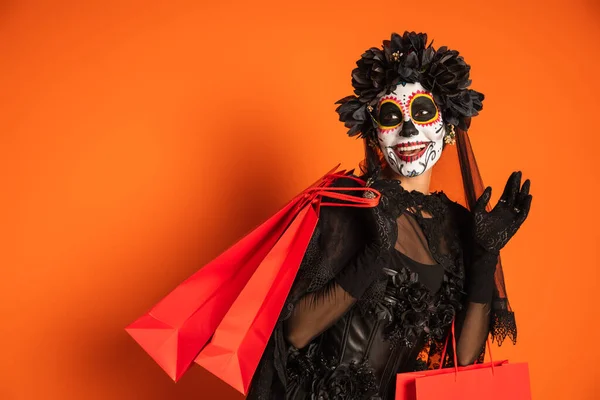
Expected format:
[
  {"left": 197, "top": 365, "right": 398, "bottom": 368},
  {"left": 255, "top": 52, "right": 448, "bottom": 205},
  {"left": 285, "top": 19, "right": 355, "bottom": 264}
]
[
  {"left": 307, "top": 186, "right": 381, "bottom": 208},
  {"left": 300, "top": 173, "right": 382, "bottom": 209},
  {"left": 439, "top": 320, "right": 495, "bottom": 378}
]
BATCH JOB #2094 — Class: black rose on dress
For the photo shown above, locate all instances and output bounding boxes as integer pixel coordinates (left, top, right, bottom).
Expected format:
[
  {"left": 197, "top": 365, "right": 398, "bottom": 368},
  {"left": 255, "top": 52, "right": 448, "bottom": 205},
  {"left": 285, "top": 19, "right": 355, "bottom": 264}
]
[
  {"left": 400, "top": 308, "right": 430, "bottom": 346},
  {"left": 399, "top": 281, "right": 429, "bottom": 312},
  {"left": 314, "top": 365, "right": 355, "bottom": 400},
  {"left": 429, "top": 304, "right": 456, "bottom": 340},
  {"left": 389, "top": 266, "right": 411, "bottom": 288},
  {"left": 311, "top": 362, "right": 378, "bottom": 400},
  {"left": 287, "top": 343, "right": 320, "bottom": 388}
]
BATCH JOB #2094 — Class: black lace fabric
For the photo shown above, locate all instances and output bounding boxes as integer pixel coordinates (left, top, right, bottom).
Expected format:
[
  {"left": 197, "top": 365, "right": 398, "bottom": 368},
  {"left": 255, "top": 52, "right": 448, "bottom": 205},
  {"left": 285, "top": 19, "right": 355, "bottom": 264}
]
[
  {"left": 247, "top": 176, "right": 505, "bottom": 400},
  {"left": 247, "top": 122, "right": 517, "bottom": 400}
]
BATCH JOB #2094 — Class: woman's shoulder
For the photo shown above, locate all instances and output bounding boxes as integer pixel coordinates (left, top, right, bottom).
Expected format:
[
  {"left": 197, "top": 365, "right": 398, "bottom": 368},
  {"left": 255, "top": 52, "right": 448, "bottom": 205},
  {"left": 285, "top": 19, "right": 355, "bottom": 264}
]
[
  {"left": 319, "top": 173, "right": 369, "bottom": 206},
  {"left": 317, "top": 173, "right": 369, "bottom": 233},
  {"left": 329, "top": 173, "right": 367, "bottom": 189}
]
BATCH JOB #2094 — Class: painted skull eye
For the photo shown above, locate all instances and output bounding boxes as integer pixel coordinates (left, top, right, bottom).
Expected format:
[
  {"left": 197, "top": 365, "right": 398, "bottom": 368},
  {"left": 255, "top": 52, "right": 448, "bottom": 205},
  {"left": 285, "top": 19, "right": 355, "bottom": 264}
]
[
  {"left": 378, "top": 102, "right": 403, "bottom": 127},
  {"left": 411, "top": 94, "right": 439, "bottom": 124}
]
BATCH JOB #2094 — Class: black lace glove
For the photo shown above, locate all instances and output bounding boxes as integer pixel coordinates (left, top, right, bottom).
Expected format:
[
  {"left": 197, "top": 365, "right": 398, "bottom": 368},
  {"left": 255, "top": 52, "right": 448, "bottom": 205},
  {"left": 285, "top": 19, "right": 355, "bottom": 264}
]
[
  {"left": 473, "top": 171, "right": 532, "bottom": 255},
  {"left": 466, "top": 171, "right": 532, "bottom": 303},
  {"left": 335, "top": 179, "right": 403, "bottom": 299}
]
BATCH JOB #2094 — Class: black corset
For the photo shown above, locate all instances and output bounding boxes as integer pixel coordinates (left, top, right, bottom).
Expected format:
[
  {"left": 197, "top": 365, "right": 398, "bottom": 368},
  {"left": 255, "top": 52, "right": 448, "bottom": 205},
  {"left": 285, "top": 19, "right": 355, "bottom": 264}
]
[{"left": 286, "top": 253, "right": 445, "bottom": 400}]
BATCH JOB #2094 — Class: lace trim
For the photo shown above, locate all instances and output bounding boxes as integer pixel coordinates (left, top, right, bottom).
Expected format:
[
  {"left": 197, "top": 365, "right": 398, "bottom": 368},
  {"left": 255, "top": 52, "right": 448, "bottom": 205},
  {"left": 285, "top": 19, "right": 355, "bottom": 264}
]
[{"left": 491, "top": 309, "right": 517, "bottom": 346}]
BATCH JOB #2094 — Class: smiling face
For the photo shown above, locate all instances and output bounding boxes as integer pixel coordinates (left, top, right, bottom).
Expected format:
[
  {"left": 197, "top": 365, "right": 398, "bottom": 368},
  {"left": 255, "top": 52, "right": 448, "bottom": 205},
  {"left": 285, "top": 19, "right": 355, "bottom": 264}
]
[{"left": 375, "top": 82, "right": 445, "bottom": 177}]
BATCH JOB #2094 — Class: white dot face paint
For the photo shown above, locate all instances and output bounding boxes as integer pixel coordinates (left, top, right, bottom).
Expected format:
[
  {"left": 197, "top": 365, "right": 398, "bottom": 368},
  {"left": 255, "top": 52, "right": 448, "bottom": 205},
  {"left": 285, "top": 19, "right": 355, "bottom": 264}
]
[{"left": 376, "top": 82, "right": 445, "bottom": 177}]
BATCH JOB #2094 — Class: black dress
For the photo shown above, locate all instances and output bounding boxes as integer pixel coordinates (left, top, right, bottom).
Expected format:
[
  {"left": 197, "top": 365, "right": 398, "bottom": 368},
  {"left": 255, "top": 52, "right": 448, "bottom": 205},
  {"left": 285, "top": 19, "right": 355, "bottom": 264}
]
[{"left": 247, "top": 179, "right": 507, "bottom": 400}]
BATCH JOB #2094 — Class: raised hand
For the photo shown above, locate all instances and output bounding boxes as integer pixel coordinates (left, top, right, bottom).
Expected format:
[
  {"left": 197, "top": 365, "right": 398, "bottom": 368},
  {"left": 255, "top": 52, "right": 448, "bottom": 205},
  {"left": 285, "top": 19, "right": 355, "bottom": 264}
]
[{"left": 473, "top": 171, "right": 532, "bottom": 254}]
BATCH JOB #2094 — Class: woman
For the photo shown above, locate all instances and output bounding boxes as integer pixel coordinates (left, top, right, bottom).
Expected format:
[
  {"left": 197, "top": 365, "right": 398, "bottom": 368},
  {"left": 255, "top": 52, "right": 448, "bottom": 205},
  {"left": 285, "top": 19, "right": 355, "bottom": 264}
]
[{"left": 247, "top": 31, "right": 532, "bottom": 400}]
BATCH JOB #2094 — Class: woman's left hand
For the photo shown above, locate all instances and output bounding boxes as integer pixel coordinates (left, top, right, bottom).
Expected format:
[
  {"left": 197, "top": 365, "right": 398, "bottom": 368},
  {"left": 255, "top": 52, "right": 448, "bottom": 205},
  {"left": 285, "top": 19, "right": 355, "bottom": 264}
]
[{"left": 472, "top": 171, "right": 532, "bottom": 254}]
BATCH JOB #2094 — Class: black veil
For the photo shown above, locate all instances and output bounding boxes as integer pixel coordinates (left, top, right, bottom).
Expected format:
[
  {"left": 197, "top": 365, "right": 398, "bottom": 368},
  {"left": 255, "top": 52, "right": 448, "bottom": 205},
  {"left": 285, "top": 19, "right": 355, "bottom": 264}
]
[{"left": 358, "top": 117, "right": 516, "bottom": 347}]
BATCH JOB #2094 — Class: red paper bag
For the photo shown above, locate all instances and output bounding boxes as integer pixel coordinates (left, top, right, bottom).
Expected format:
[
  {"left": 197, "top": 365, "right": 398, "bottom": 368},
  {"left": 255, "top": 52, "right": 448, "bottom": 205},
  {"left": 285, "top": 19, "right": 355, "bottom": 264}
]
[
  {"left": 193, "top": 174, "right": 381, "bottom": 394},
  {"left": 396, "top": 361, "right": 531, "bottom": 400},
  {"left": 396, "top": 322, "right": 531, "bottom": 399},
  {"left": 195, "top": 200, "right": 319, "bottom": 394},
  {"left": 126, "top": 166, "right": 342, "bottom": 381}
]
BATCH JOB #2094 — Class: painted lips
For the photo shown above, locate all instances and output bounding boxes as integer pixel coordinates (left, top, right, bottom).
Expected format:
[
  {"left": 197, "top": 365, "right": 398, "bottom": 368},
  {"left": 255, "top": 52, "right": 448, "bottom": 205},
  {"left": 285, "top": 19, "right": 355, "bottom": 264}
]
[{"left": 393, "top": 141, "right": 432, "bottom": 162}]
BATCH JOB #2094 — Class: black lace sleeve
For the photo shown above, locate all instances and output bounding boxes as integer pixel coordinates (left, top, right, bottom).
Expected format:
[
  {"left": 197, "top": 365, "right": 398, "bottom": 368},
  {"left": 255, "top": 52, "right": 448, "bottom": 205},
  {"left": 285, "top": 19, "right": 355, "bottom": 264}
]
[
  {"left": 282, "top": 193, "right": 369, "bottom": 349},
  {"left": 454, "top": 244, "right": 495, "bottom": 365},
  {"left": 248, "top": 179, "right": 369, "bottom": 400},
  {"left": 452, "top": 202, "right": 516, "bottom": 366}
]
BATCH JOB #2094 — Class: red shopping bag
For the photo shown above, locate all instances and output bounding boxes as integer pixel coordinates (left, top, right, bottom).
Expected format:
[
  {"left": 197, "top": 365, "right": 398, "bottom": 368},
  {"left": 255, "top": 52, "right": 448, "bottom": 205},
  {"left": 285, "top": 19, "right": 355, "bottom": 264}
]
[
  {"left": 195, "top": 176, "right": 381, "bottom": 394},
  {"left": 125, "top": 166, "right": 339, "bottom": 381},
  {"left": 126, "top": 166, "right": 378, "bottom": 382},
  {"left": 396, "top": 322, "right": 531, "bottom": 400}
]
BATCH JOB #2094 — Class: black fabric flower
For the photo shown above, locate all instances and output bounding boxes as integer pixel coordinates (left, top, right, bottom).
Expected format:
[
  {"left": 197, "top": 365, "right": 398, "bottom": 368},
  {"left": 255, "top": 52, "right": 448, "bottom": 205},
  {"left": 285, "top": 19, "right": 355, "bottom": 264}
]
[
  {"left": 405, "top": 284, "right": 430, "bottom": 312},
  {"left": 429, "top": 304, "right": 456, "bottom": 340},
  {"left": 311, "top": 362, "right": 378, "bottom": 400},
  {"left": 287, "top": 343, "right": 320, "bottom": 387},
  {"left": 318, "top": 365, "right": 356, "bottom": 400},
  {"left": 335, "top": 31, "right": 484, "bottom": 138},
  {"left": 353, "top": 48, "right": 390, "bottom": 99}
]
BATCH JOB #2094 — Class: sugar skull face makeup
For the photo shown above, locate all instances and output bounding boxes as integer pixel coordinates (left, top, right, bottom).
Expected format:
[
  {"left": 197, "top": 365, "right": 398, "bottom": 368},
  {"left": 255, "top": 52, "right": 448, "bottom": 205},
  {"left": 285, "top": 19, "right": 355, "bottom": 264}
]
[{"left": 375, "top": 82, "right": 445, "bottom": 177}]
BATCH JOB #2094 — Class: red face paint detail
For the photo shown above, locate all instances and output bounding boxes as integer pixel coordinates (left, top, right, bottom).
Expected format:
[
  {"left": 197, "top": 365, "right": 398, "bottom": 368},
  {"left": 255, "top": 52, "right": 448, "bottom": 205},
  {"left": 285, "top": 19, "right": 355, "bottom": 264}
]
[
  {"left": 401, "top": 104, "right": 410, "bottom": 116},
  {"left": 376, "top": 97, "right": 404, "bottom": 130},
  {"left": 406, "top": 90, "right": 441, "bottom": 126},
  {"left": 392, "top": 141, "right": 432, "bottom": 162},
  {"left": 395, "top": 140, "right": 429, "bottom": 148},
  {"left": 406, "top": 89, "right": 430, "bottom": 101},
  {"left": 377, "top": 96, "right": 401, "bottom": 113},
  {"left": 378, "top": 89, "right": 440, "bottom": 128},
  {"left": 416, "top": 118, "right": 441, "bottom": 127}
]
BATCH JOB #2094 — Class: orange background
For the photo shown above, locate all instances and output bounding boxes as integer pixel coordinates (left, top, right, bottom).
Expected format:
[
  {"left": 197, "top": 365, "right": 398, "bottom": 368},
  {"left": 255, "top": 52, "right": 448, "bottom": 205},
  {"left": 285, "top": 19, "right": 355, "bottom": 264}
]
[{"left": 1, "top": 1, "right": 599, "bottom": 399}]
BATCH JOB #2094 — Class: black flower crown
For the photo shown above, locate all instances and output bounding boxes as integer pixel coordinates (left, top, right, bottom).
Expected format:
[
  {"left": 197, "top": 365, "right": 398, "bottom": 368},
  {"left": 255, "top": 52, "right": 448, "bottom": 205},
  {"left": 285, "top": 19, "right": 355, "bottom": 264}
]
[{"left": 335, "top": 31, "right": 484, "bottom": 139}]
